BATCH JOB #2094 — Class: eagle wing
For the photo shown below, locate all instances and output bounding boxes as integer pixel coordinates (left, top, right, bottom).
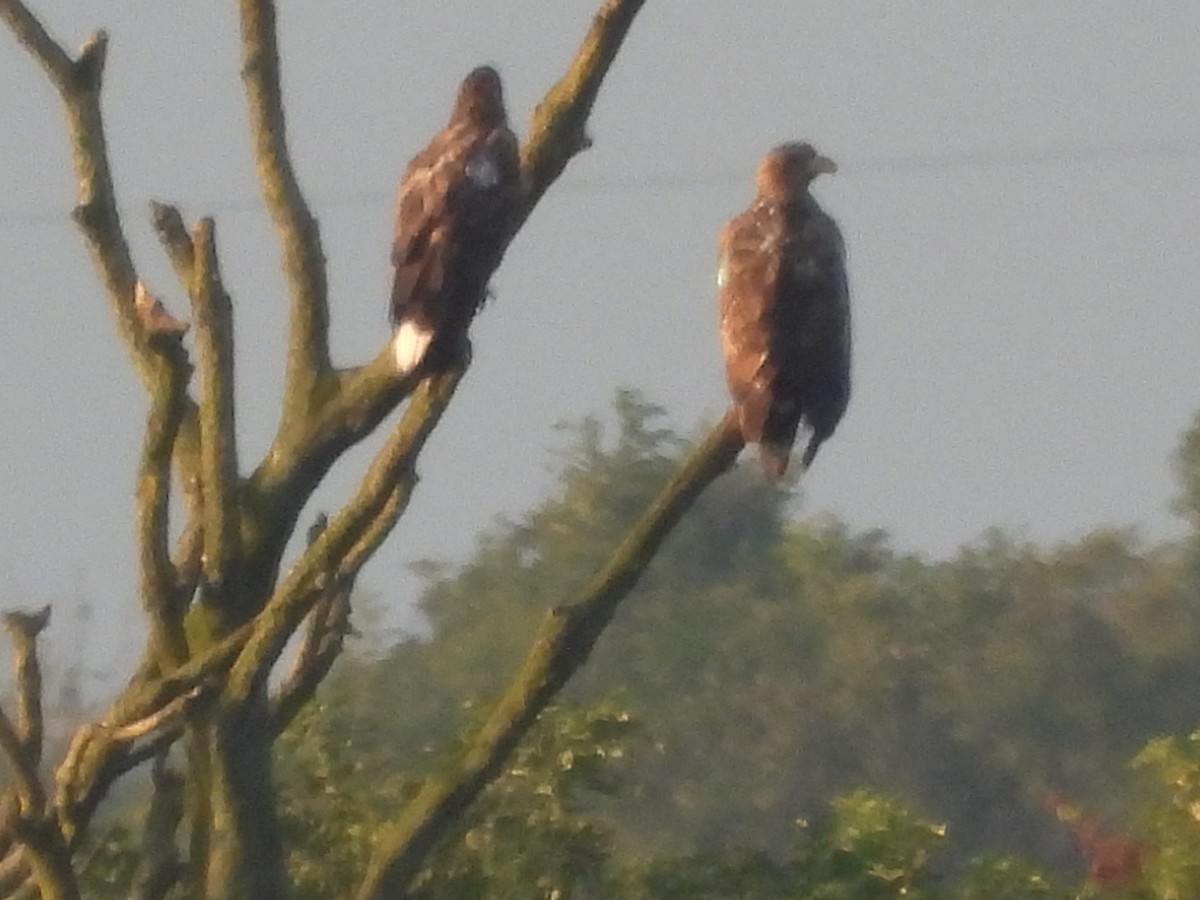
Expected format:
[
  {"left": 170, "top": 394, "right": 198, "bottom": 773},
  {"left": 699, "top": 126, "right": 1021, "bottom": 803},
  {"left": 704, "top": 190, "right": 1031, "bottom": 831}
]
[
  {"left": 389, "top": 121, "right": 519, "bottom": 370},
  {"left": 390, "top": 122, "right": 478, "bottom": 320},
  {"left": 775, "top": 209, "right": 851, "bottom": 443},
  {"left": 718, "top": 204, "right": 783, "bottom": 444}
]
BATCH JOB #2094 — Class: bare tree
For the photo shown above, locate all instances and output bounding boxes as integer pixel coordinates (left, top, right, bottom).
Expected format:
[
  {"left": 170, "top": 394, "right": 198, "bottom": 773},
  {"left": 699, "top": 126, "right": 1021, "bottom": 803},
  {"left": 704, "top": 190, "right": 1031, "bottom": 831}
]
[{"left": 0, "top": 2, "right": 743, "bottom": 897}]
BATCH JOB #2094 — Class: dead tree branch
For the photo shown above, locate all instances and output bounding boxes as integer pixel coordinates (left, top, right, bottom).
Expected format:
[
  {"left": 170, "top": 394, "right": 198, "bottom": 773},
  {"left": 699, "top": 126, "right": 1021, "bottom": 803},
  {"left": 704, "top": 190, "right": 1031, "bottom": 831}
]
[
  {"left": 229, "top": 366, "right": 466, "bottom": 704},
  {"left": 149, "top": 202, "right": 196, "bottom": 286},
  {"left": 135, "top": 321, "right": 191, "bottom": 667},
  {"left": 269, "top": 583, "right": 352, "bottom": 734},
  {"left": 0, "top": 1, "right": 204, "bottom": 512},
  {"left": 269, "top": 514, "right": 354, "bottom": 732},
  {"left": 517, "top": 0, "right": 647, "bottom": 224},
  {"left": 356, "top": 412, "right": 744, "bottom": 899},
  {"left": 2, "top": 607, "right": 50, "bottom": 765},
  {"left": 4, "top": 0, "right": 657, "bottom": 893},
  {"left": 0, "top": 704, "right": 42, "bottom": 818},
  {"left": 128, "top": 757, "right": 184, "bottom": 900},
  {"left": 0, "top": 607, "right": 80, "bottom": 900},
  {"left": 244, "top": 0, "right": 645, "bottom": 533},
  {"left": 189, "top": 219, "right": 242, "bottom": 609},
  {"left": 237, "top": 0, "right": 331, "bottom": 416}
]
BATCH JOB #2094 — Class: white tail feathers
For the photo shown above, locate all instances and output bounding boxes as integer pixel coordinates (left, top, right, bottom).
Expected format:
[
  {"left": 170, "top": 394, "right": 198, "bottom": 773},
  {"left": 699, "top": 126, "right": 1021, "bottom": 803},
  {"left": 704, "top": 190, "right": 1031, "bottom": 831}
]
[{"left": 392, "top": 321, "right": 434, "bottom": 374}]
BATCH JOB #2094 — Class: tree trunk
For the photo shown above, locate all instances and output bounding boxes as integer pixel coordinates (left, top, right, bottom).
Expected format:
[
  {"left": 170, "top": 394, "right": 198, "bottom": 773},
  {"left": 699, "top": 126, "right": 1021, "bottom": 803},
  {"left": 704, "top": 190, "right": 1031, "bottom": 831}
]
[{"left": 198, "top": 697, "right": 287, "bottom": 900}]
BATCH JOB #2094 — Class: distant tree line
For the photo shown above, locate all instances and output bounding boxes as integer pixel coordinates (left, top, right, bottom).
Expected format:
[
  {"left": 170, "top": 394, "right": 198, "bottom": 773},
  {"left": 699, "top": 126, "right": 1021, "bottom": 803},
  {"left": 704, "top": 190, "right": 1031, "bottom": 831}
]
[{"left": 80, "top": 393, "right": 1200, "bottom": 899}]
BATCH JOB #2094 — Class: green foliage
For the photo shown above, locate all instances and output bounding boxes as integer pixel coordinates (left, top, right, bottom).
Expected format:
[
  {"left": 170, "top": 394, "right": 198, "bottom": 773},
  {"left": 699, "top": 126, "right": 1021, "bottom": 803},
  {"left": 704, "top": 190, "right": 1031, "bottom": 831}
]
[
  {"left": 277, "top": 700, "right": 639, "bottom": 900},
  {"left": 1132, "top": 731, "right": 1200, "bottom": 898},
  {"left": 955, "top": 856, "right": 1067, "bottom": 900},
  {"left": 76, "top": 823, "right": 142, "bottom": 899},
  {"left": 78, "top": 394, "right": 1200, "bottom": 897},
  {"left": 342, "top": 392, "right": 1200, "bottom": 874},
  {"left": 277, "top": 702, "right": 419, "bottom": 899}
]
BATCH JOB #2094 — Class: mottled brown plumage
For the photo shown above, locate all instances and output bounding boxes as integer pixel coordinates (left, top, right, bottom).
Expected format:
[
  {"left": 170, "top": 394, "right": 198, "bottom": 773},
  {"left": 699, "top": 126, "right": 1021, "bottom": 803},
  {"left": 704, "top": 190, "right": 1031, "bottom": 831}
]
[
  {"left": 390, "top": 65, "right": 520, "bottom": 373},
  {"left": 717, "top": 143, "right": 851, "bottom": 478}
]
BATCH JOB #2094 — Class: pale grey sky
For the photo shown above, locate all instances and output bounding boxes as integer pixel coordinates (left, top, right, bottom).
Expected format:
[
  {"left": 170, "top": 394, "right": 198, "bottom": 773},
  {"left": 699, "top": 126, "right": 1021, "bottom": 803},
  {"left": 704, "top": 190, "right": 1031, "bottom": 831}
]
[{"left": 3, "top": 1, "right": 1200, "bottom": 687}]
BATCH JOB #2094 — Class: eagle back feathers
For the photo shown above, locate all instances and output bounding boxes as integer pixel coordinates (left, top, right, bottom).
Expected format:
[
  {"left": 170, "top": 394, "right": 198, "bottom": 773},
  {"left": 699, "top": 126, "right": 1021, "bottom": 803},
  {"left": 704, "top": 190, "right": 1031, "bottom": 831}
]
[
  {"left": 389, "top": 98, "right": 519, "bottom": 352},
  {"left": 718, "top": 187, "right": 851, "bottom": 476}
]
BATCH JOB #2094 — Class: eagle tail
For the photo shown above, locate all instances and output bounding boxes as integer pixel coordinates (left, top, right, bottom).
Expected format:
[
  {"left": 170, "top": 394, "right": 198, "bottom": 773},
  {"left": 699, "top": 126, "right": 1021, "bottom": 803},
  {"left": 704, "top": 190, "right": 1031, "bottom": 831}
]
[
  {"left": 798, "top": 433, "right": 824, "bottom": 472},
  {"left": 759, "top": 442, "right": 791, "bottom": 481},
  {"left": 392, "top": 320, "right": 434, "bottom": 374}
]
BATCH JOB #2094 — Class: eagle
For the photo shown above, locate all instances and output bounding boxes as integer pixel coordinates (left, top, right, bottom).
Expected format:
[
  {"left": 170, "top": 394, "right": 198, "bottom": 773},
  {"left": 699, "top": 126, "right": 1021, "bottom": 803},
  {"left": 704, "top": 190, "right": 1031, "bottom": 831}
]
[
  {"left": 390, "top": 65, "right": 520, "bottom": 374},
  {"left": 717, "top": 142, "right": 851, "bottom": 478}
]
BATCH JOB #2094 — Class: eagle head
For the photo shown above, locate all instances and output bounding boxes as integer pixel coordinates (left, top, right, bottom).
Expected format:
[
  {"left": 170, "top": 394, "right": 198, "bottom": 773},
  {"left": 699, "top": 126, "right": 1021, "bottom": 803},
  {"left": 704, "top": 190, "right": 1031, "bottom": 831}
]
[
  {"left": 756, "top": 142, "right": 837, "bottom": 200},
  {"left": 454, "top": 65, "right": 507, "bottom": 127}
]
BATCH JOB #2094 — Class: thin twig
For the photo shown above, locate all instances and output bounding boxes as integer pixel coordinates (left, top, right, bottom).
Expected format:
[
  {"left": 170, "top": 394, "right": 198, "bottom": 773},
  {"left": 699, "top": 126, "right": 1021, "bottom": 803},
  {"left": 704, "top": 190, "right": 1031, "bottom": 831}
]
[
  {"left": 270, "top": 586, "right": 351, "bottom": 733},
  {"left": 110, "top": 686, "right": 206, "bottom": 743}
]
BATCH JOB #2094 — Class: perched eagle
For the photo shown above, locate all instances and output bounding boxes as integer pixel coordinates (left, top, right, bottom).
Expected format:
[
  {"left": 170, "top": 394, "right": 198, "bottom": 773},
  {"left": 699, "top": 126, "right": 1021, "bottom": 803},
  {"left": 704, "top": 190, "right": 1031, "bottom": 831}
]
[
  {"left": 390, "top": 65, "right": 520, "bottom": 374},
  {"left": 717, "top": 142, "right": 851, "bottom": 478}
]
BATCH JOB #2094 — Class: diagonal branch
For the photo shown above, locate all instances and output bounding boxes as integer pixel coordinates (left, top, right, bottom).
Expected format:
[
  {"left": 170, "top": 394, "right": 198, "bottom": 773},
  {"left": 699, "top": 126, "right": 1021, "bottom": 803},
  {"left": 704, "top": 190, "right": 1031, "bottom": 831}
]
[
  {"left": 228, "top": 367, "right": 466, "bottom": 704},
  {"left": 237, "top": 0, "right": 331, "bottom": 412},
  {"left": 0, "top": 0, "right": 71, "bottom": 81},
  {"left": 355, "top": 411, "right": 744, "bottom": 900},
  {"left": 516, "top": 0, "right": 647, "bottom": 224},
  {"left": 269, "top": 580, "right": 351, "bottom": 733},
  {"left": 0, "top": 705, "right": 43, "bottom": 817},
  {"left": 190, "top": 219, "right": 242, "bottom": 606},
  {"left": 269, "top": 514, "right": 353, "bottom": 732},
  {"left": 52, "top": 682, "right": 212, "bottom": 846},
  {"left": 0, "top": 12, "right": 142, "bottom": 388}
]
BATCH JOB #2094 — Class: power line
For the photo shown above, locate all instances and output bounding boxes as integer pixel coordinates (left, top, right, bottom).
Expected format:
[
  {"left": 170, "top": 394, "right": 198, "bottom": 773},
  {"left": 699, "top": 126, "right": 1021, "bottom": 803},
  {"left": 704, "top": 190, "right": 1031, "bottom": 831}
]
[{"left": 2, "top": 135, "right": 1198, "bottom": 230}]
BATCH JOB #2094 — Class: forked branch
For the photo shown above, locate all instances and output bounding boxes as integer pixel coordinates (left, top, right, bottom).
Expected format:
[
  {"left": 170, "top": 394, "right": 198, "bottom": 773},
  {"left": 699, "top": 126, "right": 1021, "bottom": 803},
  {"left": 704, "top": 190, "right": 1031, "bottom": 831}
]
[
  {"left": 0, "top": 2, "right": 203, "bottom": 499},
  {"left": 246, "top": 0, "right": 646, "bottom": 513},
  {"left": 356, "top": 412, "right": 744, "bottom": 899},
  {"left": 228, "top": 367, "right": 466, "bottom": 704},
  {"left": 0, "top": 606, "right": 80, "bottom": 900}
]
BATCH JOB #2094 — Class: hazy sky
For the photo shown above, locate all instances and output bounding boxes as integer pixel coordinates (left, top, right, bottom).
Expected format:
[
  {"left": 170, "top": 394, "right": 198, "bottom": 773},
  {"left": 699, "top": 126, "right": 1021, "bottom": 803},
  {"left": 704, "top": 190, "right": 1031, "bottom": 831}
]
[{"left": 2, "top": 1, "right": 1199, "bottom": 689}]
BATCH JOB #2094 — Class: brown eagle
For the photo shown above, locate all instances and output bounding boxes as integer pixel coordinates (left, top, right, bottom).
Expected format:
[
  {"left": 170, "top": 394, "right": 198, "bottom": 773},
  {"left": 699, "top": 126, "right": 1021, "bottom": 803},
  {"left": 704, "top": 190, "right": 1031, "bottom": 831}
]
[
  {"left": 717, "top": 142, "right": 851, "bottom": 478},
  {"left": 390, "top": 65, "right": 520, "bottom": 374}
]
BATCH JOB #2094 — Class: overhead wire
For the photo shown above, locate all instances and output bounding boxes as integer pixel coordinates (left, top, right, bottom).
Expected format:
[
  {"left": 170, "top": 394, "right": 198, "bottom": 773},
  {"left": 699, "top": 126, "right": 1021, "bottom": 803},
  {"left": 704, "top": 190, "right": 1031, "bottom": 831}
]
[{"left": 1, "top": 135, "right": 1198, "bottom": 230}]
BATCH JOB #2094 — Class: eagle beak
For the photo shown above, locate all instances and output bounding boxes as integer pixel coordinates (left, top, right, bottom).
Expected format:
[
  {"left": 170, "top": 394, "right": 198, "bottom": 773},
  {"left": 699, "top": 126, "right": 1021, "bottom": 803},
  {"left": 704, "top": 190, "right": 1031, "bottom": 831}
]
[{"left": 814, "top": 154, "right": 838, "bottom": 175}]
